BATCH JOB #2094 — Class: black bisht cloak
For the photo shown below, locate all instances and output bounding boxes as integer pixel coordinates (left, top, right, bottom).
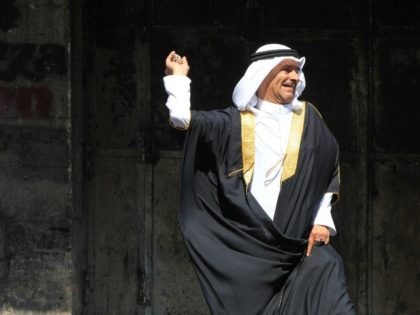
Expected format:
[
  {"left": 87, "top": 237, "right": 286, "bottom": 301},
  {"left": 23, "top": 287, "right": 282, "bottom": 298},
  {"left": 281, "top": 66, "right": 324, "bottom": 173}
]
[{"left": 177, "top": 102, "right": 357, "bottom": 314}]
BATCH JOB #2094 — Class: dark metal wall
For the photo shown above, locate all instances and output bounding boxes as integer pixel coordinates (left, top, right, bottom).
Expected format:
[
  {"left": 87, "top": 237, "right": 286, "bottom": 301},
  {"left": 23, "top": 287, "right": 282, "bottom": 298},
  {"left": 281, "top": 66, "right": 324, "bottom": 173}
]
[{"left": 80, "top": 1, "right": 420, "bottom": 314}]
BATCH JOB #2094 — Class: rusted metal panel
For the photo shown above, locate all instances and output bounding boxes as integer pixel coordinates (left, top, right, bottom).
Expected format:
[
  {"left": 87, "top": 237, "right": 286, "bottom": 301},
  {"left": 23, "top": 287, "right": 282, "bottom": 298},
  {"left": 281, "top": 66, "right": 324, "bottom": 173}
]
[
  {"left": 375, "top": 0, "right": 420, "bottom": 27},
  {"left": 264, "top": 0, "right": 362, "bottom": 28},
  {"left": 87, "top": 155, "right": 141, "bottom": 314},
  {"left": 373, "top": 37, "right": 420, "bottom": 153},
  {"left": 371, "top": 162, "right": 420, "bottom": 315},
  {"left": 151, "top": 156, "right": 209, "bottom": 314},
  {"left": 151, "top": 0, "right": 249, "bottom": 26},
  {"left": 332, "top": 160, "right": 368, "bottom": 313},
  {"left": 88, "top": 46, "right": 141, "bottom": 150},
  {"left": 291, "top": 35, "right": 359, "bottom": 152}
]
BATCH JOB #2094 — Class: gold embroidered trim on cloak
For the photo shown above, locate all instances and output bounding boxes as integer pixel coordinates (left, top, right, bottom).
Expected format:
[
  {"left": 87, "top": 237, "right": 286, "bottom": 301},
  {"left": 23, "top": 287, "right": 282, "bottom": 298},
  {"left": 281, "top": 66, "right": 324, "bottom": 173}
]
[
  {"left": 228, "top": 168, "right": 243, "bottom": 177},
  {"left": 281, "top": 101, "right": 306, "bottom": 182},
  {"left": 240, "top": 110, "right": 255, "bottom": 190}
]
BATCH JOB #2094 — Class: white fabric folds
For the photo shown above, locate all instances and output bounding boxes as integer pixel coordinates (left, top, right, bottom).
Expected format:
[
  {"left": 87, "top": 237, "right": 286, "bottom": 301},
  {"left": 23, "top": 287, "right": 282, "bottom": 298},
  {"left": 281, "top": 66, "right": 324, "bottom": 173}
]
[{"left": 232, "top": 43, "right": 306, "bottom": 111}]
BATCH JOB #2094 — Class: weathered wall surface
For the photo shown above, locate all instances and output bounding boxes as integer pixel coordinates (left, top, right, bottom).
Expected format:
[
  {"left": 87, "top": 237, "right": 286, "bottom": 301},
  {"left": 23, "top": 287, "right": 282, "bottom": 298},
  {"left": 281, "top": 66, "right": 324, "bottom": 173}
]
[
  {"left": 369, "top": 3, "right": 420, "bottom": 314},
  {"left": 81, "top": 1, "right": 149, "bottom": 314},
  {"left": 0, "top": 0, "right": 419, "bottom": 314},
  {"left": 0, "top": 0, "right": 72, "bottom": 314}
]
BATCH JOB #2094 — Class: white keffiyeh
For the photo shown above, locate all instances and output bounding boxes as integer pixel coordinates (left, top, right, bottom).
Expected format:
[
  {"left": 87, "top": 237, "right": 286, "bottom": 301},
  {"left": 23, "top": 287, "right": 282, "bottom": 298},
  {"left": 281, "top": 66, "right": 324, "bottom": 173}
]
[{"left": 232, "top": 43, "right": 306, "bottom": 112}]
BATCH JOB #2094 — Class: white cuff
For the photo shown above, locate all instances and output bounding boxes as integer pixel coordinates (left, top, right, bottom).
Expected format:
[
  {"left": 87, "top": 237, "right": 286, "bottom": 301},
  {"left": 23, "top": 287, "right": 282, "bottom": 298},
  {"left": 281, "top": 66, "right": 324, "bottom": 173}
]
[
  {"left": 163, "top": 75, "right": 191, "bottom": 129},
  {"left": 313, "top": 192, "right": 337, "bottom": 236}
]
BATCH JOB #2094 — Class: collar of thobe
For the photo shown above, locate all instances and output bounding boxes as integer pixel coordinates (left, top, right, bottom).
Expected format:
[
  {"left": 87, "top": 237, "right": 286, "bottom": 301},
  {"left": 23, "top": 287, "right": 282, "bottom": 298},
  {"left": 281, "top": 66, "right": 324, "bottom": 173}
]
[
  {"left": 240, "top": 101, "right": 306, "bottom": 190},
  {"left": 255, "top": 98, "right": 293, "bottom": 116}
]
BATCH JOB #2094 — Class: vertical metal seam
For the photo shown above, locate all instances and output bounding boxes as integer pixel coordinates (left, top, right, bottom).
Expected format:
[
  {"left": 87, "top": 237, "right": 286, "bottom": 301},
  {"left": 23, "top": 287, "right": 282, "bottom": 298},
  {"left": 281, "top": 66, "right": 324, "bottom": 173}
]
[{"left": 366, "top": 1, "right": 375, "bottom": 314}]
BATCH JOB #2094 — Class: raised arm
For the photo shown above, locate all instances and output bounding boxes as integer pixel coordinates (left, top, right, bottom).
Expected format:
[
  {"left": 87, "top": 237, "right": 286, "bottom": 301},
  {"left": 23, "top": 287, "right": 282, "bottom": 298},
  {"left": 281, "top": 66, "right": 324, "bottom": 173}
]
[{"left": 163, "top": 51, "right": 192, "bottom": 129}]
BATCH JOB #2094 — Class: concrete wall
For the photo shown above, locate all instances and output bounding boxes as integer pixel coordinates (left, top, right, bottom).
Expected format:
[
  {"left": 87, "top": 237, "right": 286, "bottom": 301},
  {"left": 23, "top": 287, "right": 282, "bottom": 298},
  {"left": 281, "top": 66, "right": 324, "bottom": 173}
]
[{"left": 0, "top": 0, "right": 72, "bottom": 314}]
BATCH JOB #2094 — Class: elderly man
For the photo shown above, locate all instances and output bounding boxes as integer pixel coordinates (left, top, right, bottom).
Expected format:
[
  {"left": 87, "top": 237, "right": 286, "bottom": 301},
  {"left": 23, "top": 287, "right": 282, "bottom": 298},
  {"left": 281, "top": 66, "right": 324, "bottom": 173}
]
[{"left": 163, "top": 43, "right": 357, "bottom": 314}]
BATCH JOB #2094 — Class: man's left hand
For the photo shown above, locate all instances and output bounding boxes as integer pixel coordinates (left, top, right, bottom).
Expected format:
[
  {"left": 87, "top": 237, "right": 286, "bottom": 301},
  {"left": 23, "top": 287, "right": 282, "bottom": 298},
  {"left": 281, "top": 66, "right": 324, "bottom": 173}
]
[{"left": 306, "top": 224, "right": 330, "bottom": 256}]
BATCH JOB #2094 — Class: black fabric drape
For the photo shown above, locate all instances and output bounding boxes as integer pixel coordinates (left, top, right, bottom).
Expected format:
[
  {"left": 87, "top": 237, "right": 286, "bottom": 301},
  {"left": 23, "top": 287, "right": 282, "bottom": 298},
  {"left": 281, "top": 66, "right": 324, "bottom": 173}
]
[{"left": 176, "top": 103, "right": 356, "bottom": 314}]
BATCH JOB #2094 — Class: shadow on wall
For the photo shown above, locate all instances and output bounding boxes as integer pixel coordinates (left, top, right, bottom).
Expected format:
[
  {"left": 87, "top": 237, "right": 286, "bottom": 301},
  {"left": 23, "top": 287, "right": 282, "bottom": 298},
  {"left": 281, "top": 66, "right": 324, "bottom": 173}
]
[{"left": 0, "top": 0, "right": 19, "bottom": 32}]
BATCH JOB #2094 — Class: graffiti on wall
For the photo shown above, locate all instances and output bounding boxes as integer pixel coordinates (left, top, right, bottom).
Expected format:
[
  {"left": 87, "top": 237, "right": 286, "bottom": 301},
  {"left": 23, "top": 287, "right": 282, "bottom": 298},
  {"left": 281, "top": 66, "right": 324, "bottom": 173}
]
[
  {"left": 0, "top": 42, "right": 68, "bottom": 119},
  {"left": 0, "top": 43, "right": 68, "bottom": 81},
  {"left": 0, "top": 86, "right": 53, "bottom": 119}
]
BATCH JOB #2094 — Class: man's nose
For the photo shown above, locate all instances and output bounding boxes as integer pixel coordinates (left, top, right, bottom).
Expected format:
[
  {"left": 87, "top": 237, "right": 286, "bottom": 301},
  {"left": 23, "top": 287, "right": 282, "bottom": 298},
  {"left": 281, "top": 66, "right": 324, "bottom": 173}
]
[{"left": 290, "top": 70, "right": 299, "bottom": 81}]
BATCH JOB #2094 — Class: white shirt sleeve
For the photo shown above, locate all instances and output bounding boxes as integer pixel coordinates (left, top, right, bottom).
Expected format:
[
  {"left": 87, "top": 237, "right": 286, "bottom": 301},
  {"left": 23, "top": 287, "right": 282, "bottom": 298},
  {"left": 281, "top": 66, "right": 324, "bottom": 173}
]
[
  {"left": 163, "top": 75, "right": 192, "bottom": 129},
  {"left": 313, "top": 192, "right": 337, "bottom": 236}
]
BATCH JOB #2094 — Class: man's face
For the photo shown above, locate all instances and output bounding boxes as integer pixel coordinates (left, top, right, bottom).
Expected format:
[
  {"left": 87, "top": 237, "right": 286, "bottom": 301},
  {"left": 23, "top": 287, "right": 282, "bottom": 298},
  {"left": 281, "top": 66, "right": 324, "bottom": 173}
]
[{"left": 256, "top": 59, "right": 301, "bottom": 105}]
